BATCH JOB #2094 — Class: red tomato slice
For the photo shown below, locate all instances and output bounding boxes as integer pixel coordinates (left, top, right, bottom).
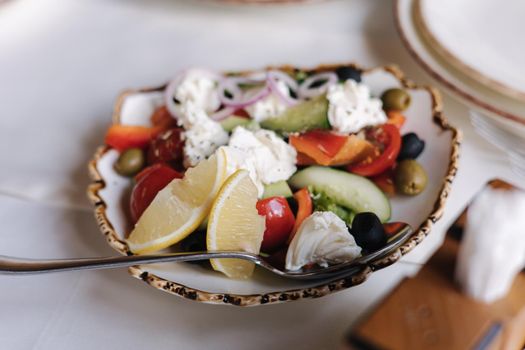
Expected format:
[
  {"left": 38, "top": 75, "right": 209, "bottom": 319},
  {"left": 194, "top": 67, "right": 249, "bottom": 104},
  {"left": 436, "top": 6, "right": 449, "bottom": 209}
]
[
  {"left": 150, "top": 106, "right": 178, "bottom": 130},
  {"left": 346, "top": 124, "right": 401, "bottom": 177},
  {"left": 256, "top": 196, "right": 296, "bottom": 253},
  {"left": 134, "top": 163, "right": 168, "bottom": 183},
  {"left": 233, "top": 109, "right": 251, "bottom": 118},
  {"left": 147, "top": 128, "right": 184, "bottom": 167},
  {"left": 371, "top": 168, "right": 396, "bottom": 196},
  {"left": 130, "top": 164, "right": 183, "bottom": 223}
]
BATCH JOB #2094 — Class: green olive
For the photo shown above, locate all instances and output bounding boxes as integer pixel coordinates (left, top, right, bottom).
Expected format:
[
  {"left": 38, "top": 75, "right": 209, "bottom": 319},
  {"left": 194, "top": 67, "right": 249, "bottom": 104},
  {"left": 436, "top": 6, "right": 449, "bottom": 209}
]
[
  {"left": 381, "top": 88, "right": 411, "bottom": 111},
  {"left": 394, "top": 159, "right": 428, "bottom": 195},
  {"left": 114, "top": 148, "right": 145, "bottom": 177}
]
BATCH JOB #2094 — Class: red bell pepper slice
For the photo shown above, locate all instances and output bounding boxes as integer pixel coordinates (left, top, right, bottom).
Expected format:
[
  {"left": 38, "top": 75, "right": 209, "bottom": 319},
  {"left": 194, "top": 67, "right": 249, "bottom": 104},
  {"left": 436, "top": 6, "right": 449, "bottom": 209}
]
[
  {"left": 386, "top": 111, "right": 406, "bottom": 129},
  {"left": 291, "top": 131, "right": 373, "bottom": 166},
  {"left": 290, "top": 130, "right": 348, "bottom": 165},
  {"left": 105, "top": 125, "right": 160, "bottom": 152},
  {"left": 288, "top": 188, "right": 313, "bottom": 244}
]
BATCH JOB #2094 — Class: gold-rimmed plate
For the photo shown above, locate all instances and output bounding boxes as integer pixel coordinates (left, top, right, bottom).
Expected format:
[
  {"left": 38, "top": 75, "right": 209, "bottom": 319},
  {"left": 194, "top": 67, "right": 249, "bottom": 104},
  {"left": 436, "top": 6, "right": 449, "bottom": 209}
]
[
  {"left": 395, "top": 0, "right": 525, "bottom": 134},
  {"left": 417, "top": 0, "right": 525, "bottom": 102}
]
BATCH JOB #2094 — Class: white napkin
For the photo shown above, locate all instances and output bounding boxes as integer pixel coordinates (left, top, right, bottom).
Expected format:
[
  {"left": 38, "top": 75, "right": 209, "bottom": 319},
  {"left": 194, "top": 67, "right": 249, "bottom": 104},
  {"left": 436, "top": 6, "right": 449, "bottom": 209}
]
[{"left": 455, "top": 187, "right": 525, "bottom": 303}]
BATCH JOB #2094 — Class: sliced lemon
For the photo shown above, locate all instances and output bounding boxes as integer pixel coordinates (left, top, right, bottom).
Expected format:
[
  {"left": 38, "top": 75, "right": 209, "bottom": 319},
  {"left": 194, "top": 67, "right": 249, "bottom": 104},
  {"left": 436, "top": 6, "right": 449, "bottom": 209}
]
[
  {"left": 207, "top": 169, "right": 266, "bottom": 279},
  {"left": 127, "top": 148, "right": 228, "bottom": 254}
]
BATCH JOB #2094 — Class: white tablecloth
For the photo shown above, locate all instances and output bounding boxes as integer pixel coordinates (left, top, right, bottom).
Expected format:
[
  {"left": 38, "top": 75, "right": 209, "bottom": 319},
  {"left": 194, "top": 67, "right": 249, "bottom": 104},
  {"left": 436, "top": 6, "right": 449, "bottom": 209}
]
[{"left": 0, "top": 0, "right": 522, "bottom": 349}]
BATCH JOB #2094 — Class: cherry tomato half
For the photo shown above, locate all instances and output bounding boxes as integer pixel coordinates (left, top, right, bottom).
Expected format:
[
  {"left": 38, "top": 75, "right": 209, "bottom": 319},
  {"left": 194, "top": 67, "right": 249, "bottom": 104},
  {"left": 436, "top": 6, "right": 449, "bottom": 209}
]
[
  {"left": 150, "top": 106, "right": 178, "bottom": 131},
  {"left": 147, "top": 128, "right": 184, "bottom": 168},
  {"left": 130, "top": 164, "right": 182, "bottom": 223},
  {"left": 346, "top": 124, "right": 401, "bottom": 177},
  {"left": 256, "top": 196, "right": 296, "bottom": 253},
  {"left": 370, "top": 168, "right": 396, "bottom": 196}
]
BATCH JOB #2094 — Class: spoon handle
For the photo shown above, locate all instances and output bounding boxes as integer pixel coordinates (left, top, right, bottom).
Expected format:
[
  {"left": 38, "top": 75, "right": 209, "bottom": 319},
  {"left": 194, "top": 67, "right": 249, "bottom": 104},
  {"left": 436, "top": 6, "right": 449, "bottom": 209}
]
[{"left": 0, "top": 251, "right": 255, "bottom": 275}]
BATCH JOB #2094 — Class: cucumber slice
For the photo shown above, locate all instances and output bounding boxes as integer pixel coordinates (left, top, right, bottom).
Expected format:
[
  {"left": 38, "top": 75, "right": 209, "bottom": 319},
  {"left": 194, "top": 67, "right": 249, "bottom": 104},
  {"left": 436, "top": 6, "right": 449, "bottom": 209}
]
[
  {"left": 262, "top": 180, "right": 293, "bottom": 199},
  {"left": 220, "top": 116, "right": 259, "bottom": 132},
  {"left": 288, "top": 166, "right": 391, "bottom": 222},
  {"left": 260, "top": 94, "right": 330, "bottom": 133}
]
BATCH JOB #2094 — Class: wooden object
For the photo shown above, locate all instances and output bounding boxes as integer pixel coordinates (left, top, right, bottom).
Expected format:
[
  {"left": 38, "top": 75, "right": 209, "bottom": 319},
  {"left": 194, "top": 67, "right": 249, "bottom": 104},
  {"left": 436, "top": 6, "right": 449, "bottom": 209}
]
[{"left": 348, "top": 180, "right": 525, "bottom": 350}]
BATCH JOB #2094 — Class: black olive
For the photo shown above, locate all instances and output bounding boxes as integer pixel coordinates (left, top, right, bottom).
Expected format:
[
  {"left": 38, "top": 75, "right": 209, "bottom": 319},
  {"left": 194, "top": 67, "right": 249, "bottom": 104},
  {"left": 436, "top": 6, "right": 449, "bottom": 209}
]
[
  {"left": 335, "top": 66, "right": 362, "bottom": 83},
  {"left": 180, "top": 231, "right": 210, "bottom": 266},
  {"left": 351, "top": 212, "right": 387, "bottom": 251},
  {"left": 398, "top": 132, "right": 425, "bottom": 160},
  {"left": 180, "top": 230, "right": 207, "bottom": 252}
]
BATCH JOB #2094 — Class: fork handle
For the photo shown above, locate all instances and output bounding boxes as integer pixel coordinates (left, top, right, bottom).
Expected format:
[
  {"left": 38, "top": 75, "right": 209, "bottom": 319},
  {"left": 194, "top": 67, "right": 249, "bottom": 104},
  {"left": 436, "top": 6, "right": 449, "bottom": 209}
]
[{"left": 0, "top": 251, "right": 254, "bottom": 275}]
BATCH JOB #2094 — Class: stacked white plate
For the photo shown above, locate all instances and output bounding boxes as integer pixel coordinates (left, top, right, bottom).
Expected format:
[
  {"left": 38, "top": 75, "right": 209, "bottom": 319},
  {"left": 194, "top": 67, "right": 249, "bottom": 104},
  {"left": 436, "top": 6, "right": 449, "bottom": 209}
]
[{"left": 395, "top": 0, "right": 525, "bottom": 174}]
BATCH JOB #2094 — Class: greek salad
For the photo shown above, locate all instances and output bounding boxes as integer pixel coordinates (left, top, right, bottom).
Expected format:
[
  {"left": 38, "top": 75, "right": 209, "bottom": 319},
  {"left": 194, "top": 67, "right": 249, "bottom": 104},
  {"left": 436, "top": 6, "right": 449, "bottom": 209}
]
[{"left": 104, "top": 65, "right": 428, "bottom": 279}]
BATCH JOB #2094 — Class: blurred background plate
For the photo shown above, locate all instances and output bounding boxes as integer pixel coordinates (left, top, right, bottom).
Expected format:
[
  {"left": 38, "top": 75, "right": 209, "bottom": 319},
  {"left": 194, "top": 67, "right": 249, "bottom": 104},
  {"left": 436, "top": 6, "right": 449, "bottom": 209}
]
[
  {"left": 394, "top": 0, "right": 525, "bottom": 176},
  {"left": 417, "top": 0, "right": 525, "bottom": 102},
  {"left": 395, "top": 0, "right": 525, "bottom": 139},
  {"left": 217, "top": 0, "right": 325, "bottom": 4}
]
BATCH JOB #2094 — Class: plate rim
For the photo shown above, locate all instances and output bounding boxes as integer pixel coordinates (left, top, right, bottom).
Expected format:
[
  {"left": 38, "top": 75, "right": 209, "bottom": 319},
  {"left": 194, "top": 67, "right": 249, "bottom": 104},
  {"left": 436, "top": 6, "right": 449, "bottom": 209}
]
[
  {"left": 87, "top": 63, "right": 461, "bottom": 306},
  {"left": 415, "top": 0, "right": 525, "bottom": 102},
  {"left": 394, "top": 0, "right": 525, "bottom": 126}
]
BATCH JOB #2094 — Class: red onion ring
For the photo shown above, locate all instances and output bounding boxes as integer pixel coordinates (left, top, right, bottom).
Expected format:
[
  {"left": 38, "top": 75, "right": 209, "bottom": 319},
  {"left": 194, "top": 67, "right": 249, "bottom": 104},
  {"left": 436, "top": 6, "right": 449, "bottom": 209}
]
[
  {"left": 267, "top": 70, "right": 300, "bottom": 106},
  {"left": 210, "top": 106, "right": 237, "bottom": 121},
  {"left": 298, "top": 72, "right": 338, "bottom": 99},
  {"left": 218, "top": 76, "right": 271, "bottom": 109}
]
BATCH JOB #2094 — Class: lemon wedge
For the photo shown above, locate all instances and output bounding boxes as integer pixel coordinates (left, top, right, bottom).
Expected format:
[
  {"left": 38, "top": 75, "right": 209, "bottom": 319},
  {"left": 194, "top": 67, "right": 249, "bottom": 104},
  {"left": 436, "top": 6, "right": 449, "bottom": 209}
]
[
  {"left": 207, "top": 169, "right": 266, "bottom": 279},
  {"left": 127, "top": 148, "right": 228, "bottom": 254}
]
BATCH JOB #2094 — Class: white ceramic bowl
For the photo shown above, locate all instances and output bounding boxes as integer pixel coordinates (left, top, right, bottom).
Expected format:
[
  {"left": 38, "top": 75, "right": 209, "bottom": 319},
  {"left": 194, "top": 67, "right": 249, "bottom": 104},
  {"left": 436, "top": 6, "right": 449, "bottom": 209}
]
[{"left": 88, "top": 64, "right": 460, "bottom": 306}]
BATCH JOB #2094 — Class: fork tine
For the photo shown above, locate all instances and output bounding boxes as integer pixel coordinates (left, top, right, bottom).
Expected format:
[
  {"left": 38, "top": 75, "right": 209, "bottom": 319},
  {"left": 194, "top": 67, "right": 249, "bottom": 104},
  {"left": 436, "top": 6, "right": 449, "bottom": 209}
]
[
  {"left": 470, "top": 111, "right": 525, "bottom": 178},
  {"left": 470, "top": 111, "right": 525, "bottom": 155}
]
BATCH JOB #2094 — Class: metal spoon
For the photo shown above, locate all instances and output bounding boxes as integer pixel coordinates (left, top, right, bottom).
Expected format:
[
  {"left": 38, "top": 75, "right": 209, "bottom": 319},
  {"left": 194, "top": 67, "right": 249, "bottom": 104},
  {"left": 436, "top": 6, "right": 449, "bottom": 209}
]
[{"left": 0, "top": 223, "right": 412, "bottom": 280}]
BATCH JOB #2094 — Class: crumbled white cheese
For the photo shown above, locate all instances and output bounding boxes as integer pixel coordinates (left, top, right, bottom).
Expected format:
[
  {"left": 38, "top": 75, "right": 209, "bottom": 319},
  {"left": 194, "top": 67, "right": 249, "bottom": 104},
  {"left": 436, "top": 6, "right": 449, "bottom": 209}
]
[
  {"left": 286, "top": 211, "right": 362, "bottom": 271},
  {"left": 222, "top": 127, "right": 297, "bottom": 196},
  {"left": 177, "top": 100, "right": 209, "bottom": 130},
  {"left": 173, "top": 69, "right": 221, "bottom": 118},
  {"left": 170, "top": 70, "right": 228, "bottom": 168},
  {"left": 221, "top": 146, "right": 260, "bottom": 192},
  {"left": 181, "top": 103, "right": 228, "bottom": 168},
  {"left": 327, "top": 80, "right": 387, "bottom": 134},
  {"left": 245, "top": 81, "right": 290, "bottom": 122}
]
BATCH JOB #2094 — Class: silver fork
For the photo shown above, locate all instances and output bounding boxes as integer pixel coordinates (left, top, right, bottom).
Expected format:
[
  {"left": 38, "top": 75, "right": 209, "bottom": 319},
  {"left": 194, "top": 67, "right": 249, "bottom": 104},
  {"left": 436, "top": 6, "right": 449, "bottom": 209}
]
[
  {"left": 0, "top": 223, "right": 412, "bottom": 280},
  {"left": 470, "top": 111, "right": 525, "bottom": 177}
]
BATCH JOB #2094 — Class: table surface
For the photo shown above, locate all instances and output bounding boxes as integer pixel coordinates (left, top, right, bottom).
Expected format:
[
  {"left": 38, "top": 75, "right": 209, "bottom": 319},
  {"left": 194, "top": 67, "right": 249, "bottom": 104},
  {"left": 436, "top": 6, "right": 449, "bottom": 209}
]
[{"left": 0, "top": 0, "right": 522, "bottom": 349}]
